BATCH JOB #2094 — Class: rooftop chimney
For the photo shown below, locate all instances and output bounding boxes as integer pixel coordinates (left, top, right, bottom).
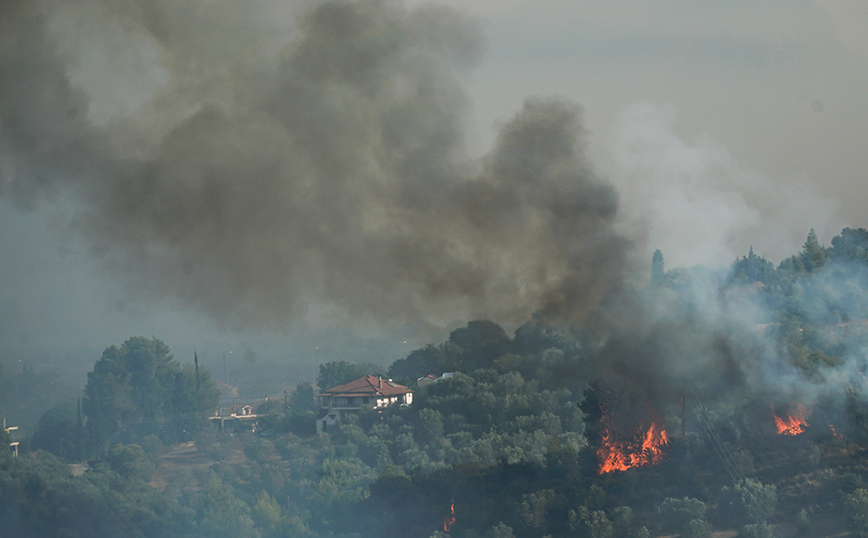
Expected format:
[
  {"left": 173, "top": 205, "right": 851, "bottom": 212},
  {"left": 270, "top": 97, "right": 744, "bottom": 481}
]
[{"left": 378, "top": 375, "right": 382, "bottom": 388}]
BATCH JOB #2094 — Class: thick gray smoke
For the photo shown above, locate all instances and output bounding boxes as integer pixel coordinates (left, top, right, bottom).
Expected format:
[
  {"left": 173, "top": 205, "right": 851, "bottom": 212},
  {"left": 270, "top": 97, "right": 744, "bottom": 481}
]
[{"left": 0, "top": 0, "right": 630, "bottom": 330}]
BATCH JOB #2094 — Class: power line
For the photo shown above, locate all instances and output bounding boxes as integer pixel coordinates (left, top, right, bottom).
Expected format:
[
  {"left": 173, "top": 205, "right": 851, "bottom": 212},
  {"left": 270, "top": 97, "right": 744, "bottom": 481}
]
[{"left": 690, "top": 389, "right": 792, "bottom": 538}]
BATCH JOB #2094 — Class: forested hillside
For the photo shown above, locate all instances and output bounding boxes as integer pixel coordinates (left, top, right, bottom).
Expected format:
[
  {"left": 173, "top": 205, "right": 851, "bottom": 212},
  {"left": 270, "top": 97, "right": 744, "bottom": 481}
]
[{"left": 5, "top": 228, "right": 868, "bottom": 537}]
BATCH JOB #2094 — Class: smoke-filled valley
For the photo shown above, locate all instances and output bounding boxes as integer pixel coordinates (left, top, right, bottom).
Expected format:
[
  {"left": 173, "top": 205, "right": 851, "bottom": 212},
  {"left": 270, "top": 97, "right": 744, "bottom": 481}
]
[
  {"left": 6, "top": 230, "right": 868, "bottom": 537},
  {"left": 4, "top": 0, "right": 868, "bottom": 537}
]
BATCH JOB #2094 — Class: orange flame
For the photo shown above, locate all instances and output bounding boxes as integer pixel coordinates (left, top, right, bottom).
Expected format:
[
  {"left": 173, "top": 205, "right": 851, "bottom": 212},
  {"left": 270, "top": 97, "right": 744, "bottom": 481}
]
[
  {"left": 830, "top": 424, "right": 843, "bottom": 440},
  {"left": 443, "top": 499, "right": 456, "bottom": 532},
  {"left": 598, "top": 406, "right": 668, "bottom": 474},
  {"left": 772, "top": 404, "right": 810, "bottom": 436}
]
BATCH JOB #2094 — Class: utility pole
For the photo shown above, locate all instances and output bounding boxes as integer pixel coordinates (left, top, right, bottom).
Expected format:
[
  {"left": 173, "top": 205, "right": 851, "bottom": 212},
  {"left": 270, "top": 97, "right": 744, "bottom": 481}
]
[
  {"left": 3, "top": 417, "right": 19, "bottom": 457},
  {"left": 223, "top": 352, "right": 228, "bottom": 385}
]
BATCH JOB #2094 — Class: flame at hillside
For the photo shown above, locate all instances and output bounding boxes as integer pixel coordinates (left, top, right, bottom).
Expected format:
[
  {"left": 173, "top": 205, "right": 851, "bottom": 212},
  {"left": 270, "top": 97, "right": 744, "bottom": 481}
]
[
  {"left": 772, "top": 404, "right": 811, "bottom": 436},
  {"left": 598, "top": 404, "right": 669, "bottom": 474},
  {"left": 443, "top": 499, "right": 456, "bottom": 532}
]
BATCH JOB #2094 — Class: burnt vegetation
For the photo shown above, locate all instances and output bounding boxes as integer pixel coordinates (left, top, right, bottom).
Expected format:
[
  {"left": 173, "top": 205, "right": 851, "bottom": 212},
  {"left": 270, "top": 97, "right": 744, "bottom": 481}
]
[{"left": 4, "top": 228, "right": 868, "bottom": 537}]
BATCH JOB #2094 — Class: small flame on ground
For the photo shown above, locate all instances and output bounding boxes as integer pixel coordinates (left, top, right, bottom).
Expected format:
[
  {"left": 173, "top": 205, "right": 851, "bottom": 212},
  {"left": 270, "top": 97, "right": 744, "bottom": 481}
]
[
  {"left": 598, "top": 404, "right": 668, "bottom": 474},
  {"left": 443, "top": 499, "right": 456, "bottom": 532},
  {"left": 830, "top": 424, "right": 843, "bottom": 440},
  {"left": 772, "top": 403, "right": 810, "bottom": 436}
]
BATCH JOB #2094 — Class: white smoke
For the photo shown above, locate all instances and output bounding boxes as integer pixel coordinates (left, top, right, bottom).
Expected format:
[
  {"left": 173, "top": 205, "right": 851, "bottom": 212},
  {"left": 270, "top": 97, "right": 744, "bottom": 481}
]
[{"left": 608, "top": 100, "right": 842, "bottom": 269}]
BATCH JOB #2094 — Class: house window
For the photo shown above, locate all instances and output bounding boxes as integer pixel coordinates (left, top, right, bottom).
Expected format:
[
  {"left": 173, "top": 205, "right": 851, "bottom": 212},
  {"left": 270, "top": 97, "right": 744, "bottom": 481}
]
[
  {"left": 347, "top": 397, "right": 355, "bottom": 406},
  {"left": 363, "top": 397, "right": 369, "bottom": 404}
]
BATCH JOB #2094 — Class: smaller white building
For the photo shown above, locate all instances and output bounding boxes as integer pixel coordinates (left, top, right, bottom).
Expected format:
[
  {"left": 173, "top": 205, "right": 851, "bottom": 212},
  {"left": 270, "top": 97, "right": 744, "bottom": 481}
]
[{"left": 417, "top": 372, "right": 455, "bottom": 387}]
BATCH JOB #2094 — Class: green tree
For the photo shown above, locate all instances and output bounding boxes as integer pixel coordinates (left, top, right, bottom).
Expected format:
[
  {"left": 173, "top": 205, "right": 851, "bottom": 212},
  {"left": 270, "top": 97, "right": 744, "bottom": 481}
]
[
  {"left": 448, "top": 320, "right": 512, "bottom": 371},
  {"left": 830, "top": 227, "right": 868, "bottom": 263},
  {"left": 0, "top": 426, "right": 11, "bottom": 465},
  {"left": 519, "top": 489, "right": 556, "bottom": 530},
  {"left": 778, "top": 230, "right": 827, "bottom": 274},
  {"left": 657, "top": 497, "right": 707, "bottom": 533},
  {"left": 252, "top": 490, "right": 283, "bottom": 537},
  {"left": 651, "top": 249, "right": 665, "bottom": 287},
  {"left": 413, "top": 408, "right": 445, "bottom": 448},
  {"left": 311, "top": 457, "right": 375, "bottom": 510},
  {"left": 30, "top": 404, "right": 78, "bottom": 460},
  {"left": 105, "top": 443, "right": 154, "bottom": 482},
  {"left": 290, "top": 382, "right": 317, "bottom": 411},
  {"left": 740, "top": 522, "right": 775, "bottom": 538},
  {"left": 317, "top": 361, "right": 369, "bottom": 391},
  {"left": 731, "top": 247, "right": 777, "bottom": 284},
  {"left": 610, "top": 506, "right": 635, "bottom": 537},
  {"left": 83, "top": 337, "right": 220, "bottom": 452},
  {"left": 682, "top": 518, "right": 713, "bottom": 538},
  {"left": 796, "top": 508, "right": 810, "bottom": 533},
  {"left": 488, "top": 522, "right": 516, "bottom": 538},
  {"left": 800, "top": 229, "right": 827, "bottom": 272},
  {"left": 845, "top": 488, "right": 868, "bottom": 537},
  {"left": 512, "top": 317, "right": 581, "bottom": 356},
  {"left": 570, "top": 506, "right": 613, "bottom": 538},
  {"left": 169, "top": 361, "right": 222, "bottom": 440},
  {"left": 721, "top": 478, "right": 777, "bottom": 525},
  {"left": 199, "top": 474, "right": 260, "bottom": 538},
  {"left": 388, "top": 343, "right": 460, "bottom": 380}
]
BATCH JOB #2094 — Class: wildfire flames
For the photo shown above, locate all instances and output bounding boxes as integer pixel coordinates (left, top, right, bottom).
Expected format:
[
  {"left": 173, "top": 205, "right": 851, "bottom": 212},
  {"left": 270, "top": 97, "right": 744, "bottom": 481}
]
[
  {"left": 598, "top": 405, "right": 668, "bottom": 474},
  {"left": 443, "top": 499, "right": 456, "bottom": 532},
  {"left": 772, "top": 404, "right": 810, "bottom": 436}
]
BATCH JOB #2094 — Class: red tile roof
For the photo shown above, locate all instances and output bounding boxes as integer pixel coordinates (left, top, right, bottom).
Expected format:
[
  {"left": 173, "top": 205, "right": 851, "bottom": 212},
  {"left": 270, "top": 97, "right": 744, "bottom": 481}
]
[{"left": 317, "top": 375, "right": 412, "bottom": 398}]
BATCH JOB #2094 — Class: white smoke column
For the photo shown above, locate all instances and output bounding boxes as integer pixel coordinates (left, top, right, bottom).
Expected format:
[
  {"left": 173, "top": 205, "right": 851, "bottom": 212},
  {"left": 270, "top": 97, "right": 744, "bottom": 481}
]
[
  {"left": 608, "top": 100, "right": 841, "bottom": 269},
  {"left": 587, "top": 100, "right": 846, "bottom": 412}
]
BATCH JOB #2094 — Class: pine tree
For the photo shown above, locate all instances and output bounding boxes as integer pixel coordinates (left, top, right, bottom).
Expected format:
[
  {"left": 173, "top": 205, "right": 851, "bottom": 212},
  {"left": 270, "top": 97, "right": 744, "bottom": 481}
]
[
  {"left": 651, "top": 249, "right": 665, "bottom": 287},
  {"left": 800, "top": 229, "right": 826, "bottom": 272}
]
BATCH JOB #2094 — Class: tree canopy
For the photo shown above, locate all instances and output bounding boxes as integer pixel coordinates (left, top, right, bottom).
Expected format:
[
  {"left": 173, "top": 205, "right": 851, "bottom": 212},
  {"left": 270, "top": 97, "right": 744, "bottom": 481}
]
[{"left": 83, "top": 336, "right": 219, "bottom": 452}]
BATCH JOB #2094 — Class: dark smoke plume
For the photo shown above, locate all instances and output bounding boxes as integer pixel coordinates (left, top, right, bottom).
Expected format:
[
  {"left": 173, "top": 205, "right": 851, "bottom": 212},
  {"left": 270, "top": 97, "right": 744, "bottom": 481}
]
[{"left": 0, "top": 0, "right": 630, "bottom": 329}]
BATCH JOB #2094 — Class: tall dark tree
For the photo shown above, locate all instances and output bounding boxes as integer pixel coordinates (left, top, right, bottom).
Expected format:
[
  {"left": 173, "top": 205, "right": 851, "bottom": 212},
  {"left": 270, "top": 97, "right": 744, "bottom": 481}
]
[
  {"left": 800, "top": 228, "right": 826, "bottom": 272},
  {"left": 651, "top": 249, "right": 665, "bottom": 288},
  {"left": 75, "top": 397, "right": 83, "bottom": 461},
  {"left": 779, "top": 229, "right": 828, "bottom": 274}
]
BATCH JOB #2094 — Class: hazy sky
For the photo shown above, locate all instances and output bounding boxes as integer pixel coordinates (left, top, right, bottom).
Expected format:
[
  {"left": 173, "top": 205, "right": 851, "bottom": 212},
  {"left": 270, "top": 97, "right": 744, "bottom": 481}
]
[
  {"left": 449, "top": 0, "right": 867, "bottom": 263},
  {"left": 2, "top": 0, "right": 867, "bottom": 376}
]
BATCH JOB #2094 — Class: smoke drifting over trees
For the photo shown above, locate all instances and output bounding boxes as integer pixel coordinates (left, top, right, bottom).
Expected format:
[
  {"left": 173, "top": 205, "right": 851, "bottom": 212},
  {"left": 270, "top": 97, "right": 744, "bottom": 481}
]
[
  {"left": 1, "top": 0, "right": 629, "bottom": 330},
  {"left": 3, "top": 0, "right": 866, "bottom": 432}
]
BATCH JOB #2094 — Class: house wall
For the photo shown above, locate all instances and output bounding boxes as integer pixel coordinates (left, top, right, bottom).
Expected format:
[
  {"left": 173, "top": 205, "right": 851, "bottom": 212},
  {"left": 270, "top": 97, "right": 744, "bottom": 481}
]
[
  {"left": 317, "top": 410, "right": 341, "bottom": 433},
  {"left": 317, "top": 391, "right": 412, "bottom": 431}
]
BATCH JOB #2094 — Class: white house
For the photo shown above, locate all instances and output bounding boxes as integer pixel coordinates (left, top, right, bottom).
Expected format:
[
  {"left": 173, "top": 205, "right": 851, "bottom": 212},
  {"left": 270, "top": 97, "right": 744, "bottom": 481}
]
[{"left": 316, "top": 375, "right": 413, "bottom": 432}]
